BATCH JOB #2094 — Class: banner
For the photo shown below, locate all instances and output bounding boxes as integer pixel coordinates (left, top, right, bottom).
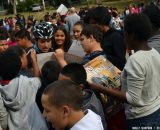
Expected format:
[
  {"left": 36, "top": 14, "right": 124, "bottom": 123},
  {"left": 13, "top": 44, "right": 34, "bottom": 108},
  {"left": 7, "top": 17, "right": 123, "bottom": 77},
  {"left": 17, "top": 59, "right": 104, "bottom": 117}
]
[
  {"left": 56, "top": 4, "right": 68, "bottom": 15},
  {"left": 37, "top": 52, "right": 83, "bottom": 69}
]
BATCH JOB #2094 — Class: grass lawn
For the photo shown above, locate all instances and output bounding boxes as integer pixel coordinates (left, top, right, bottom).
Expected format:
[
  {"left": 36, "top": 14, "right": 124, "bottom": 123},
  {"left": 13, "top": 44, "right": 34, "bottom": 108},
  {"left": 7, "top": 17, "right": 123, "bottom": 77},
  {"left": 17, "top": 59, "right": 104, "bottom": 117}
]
[
  {"left": 103, "top": 0, "right": 147, "bottom": 12},
  {"left": 81, "top": 0, "right": 147, "bottom": 12},
  {"left": 0, "top": 0, "right": 146, "bottom": 20}
]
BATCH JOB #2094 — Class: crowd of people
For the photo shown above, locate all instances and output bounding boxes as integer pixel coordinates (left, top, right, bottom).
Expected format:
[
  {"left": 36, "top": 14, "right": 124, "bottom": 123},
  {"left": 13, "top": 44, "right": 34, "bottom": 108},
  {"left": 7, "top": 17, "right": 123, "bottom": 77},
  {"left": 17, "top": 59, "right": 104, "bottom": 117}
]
[{"left": 0, "top": 1, "right": 160, "bottom": 130}]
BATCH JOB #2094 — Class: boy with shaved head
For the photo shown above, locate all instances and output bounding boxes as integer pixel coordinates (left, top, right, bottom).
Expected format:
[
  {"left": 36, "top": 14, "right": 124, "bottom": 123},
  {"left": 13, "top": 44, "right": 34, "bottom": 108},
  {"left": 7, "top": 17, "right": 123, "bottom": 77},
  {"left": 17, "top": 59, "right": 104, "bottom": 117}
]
[{"left": 41, "top": 80, "right": 104, "bottom": 130}]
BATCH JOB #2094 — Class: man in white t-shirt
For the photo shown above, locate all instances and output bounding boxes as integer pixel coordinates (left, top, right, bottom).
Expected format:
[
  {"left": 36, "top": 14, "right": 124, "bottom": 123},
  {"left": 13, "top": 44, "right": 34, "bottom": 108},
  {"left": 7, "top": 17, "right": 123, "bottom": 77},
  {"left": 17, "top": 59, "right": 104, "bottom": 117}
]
[{"left": 41, "top": 80, "right": 104, "bottom": 130}]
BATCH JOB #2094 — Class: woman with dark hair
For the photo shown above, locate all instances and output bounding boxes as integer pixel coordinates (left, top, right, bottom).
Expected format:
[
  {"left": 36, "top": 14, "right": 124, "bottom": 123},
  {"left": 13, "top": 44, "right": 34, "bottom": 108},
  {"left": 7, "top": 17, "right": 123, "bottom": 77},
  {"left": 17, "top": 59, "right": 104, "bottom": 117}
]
[
  {"left": 89, "top": 13, "right": 160, "bottom": 129},
  {"left": 52, "top": 26, "right": 72, "bottom": 52},
  {"left": 68, "top": 21, "right": 85, "bottom": 57}
]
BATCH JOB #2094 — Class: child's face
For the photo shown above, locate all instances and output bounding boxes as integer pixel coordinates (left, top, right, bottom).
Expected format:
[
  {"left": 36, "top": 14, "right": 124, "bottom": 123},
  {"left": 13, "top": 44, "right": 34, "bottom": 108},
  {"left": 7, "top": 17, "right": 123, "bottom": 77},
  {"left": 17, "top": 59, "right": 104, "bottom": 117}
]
[
  {"left": 15, "top": 25, "right": 20, "bottom": 31},
  {"left": 51, "top": 19, "right": 57, "bottom": 25},
  {"left": 37, "top": 38, "right": 52, "bottom": 53},
  {"left": 80, "top": 35, "right": 92, "bottom": 54},
  {"left": 73, "top": 25, "right": 83, "bottom": 40},
  {"left": 41, "top": 94, "right": 68, "bottom": 129},
  {"left": 15, "top": 38, "right": 27, "bottom": 48},
  {"left": 0, "top": 40, "right": 9, "bottom": 53},
  {"left": 54, "top": 30, "right": 66, "bottom": 47}
]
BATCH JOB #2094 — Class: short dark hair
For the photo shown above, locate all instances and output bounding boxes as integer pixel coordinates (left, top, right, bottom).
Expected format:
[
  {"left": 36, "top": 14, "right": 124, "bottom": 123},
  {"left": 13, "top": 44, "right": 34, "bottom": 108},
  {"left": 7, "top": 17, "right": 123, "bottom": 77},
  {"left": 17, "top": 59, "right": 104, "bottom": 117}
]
[
  {"left": 43, "top": 80, "right": 83, "bottom": 110},
  {"left": 124, "top": 13, "right": 152, "bottom": 42},
  {"left": 112, "top": 11, "right": 118, "bottom": 18},
  {"left": 0, "top": 49, "right": 21, "bottom": 80},
  {"left": 15, "top": 29, "right": 31, "bottom": 40},
  {"left": 81, "top": 24, "right": 103, "bottom": 43},
  {"left": 84, "top": 6, "right": 111, "bottom": 26},
  {"left": 7, "top": 46, "right": 24, "bottom": 57},
  {"left": 61, "top": 63, "right": 87, "bottom": 85},
  {"left": 74, "top": 21, "right": 85, "bottom": 29},
  {"left": 0, "top": 27, "right": 8, "bottom": 40},
  {"left": 41, "top": 60, "right": 60, "bottom": 85},
  {"left": 143, "top": 4, "right": 160, "bottom": 31}
]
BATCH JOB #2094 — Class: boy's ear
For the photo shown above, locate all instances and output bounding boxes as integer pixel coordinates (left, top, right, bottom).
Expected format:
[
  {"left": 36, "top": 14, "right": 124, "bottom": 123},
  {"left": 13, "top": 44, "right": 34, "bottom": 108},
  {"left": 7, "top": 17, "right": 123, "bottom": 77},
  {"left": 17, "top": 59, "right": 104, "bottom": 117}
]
[
  {"left": 79, "top": 84, "right": 84, "bottom": 90},
  {"left": 90, "top": 35, "right": 94, "bottom": 43},
  {"left": 23, "top": 37, "right": 27, "bottom": 40},
  {"left": 62, "top": 105, "right": 71, "bottom": 118}
]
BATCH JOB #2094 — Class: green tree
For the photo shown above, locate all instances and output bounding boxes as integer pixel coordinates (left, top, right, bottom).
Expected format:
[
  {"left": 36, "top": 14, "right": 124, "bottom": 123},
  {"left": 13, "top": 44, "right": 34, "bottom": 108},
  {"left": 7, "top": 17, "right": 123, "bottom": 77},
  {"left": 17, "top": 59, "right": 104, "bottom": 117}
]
[
  {"left": 10, "top": 0, "right": 17, "bottom": 15},
  {"left": 49, "top": 0, "right": 72, "bottom": 7},
  {"left": 16, "top": 0, "right": 41, "bottom": 12},
  {"left": 42, "top": 0, "right": 46, "bottom": 10}
]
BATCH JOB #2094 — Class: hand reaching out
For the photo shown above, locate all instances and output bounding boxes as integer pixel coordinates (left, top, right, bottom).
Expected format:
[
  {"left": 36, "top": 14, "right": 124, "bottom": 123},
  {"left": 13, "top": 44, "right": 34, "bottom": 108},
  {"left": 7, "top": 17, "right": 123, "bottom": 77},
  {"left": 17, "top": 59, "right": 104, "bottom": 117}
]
[
  {"left": 54, "top": 49, "right": 67, "bottom": 67},
  {"left": 29, "top": 49, "right": 40, "bottom": 77},
  {"left": 54, "top": 49, "right": 65, "bottom": 61},
  {"left": 30, "top": 49, "right": 37, "bottom": 63}
]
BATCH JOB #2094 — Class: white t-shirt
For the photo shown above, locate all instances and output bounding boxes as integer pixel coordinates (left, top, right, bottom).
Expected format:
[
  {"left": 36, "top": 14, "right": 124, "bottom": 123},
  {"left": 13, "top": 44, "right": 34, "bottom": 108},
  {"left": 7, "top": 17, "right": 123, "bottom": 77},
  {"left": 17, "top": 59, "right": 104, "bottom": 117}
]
[
  {"left": 70, "top": 109, "right": 104, "bottom": 130},
  {"left": 121, "top": 48, "right": 160, "bottom": 119}
]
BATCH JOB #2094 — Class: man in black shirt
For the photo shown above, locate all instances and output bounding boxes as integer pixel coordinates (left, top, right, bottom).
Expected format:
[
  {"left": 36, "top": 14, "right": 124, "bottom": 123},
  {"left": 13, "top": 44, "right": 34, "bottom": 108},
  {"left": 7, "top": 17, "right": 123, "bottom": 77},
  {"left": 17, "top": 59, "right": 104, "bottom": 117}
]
[{"left": 84, "top": 6, "right": 126, "bottom": 70}]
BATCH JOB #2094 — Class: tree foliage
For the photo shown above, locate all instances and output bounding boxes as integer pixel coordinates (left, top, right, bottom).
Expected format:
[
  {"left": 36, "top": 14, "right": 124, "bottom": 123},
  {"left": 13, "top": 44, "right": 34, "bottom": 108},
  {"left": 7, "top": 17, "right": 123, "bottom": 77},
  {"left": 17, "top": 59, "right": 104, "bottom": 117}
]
[
  {"left": 48, "top": 0, "right": 73, "bottom": 7},
  {"left": 17, "top": 0, "right": 41, "bottom": 11},
  {"left": 9, "top": 0, "right": 42, "bottom": 13}
]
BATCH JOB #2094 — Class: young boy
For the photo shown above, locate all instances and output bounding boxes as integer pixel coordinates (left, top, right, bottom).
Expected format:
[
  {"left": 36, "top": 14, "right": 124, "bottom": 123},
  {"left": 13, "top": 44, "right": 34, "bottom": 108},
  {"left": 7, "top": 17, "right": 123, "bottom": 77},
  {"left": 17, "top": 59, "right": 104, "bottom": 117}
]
[
  {"left": 58, "top": 63, "right": 107, "bottom": 130},
  {"left": 15, "top": 29, "right": 35, "bottom": 68},
  {"left": 15, "top": 29, "right": 33, "bottom": 51},
  {"left": 0, "top": 49, "right": 48, "bottom": 130},
  {"left": 0, "top": 39, "right": 8, "bottom": 53},
  {"left": 41, "top": 80, "right": 104, "bottom": 130},
  {"left": 36, "top": 60, "right": 61, "bottom": 113}
]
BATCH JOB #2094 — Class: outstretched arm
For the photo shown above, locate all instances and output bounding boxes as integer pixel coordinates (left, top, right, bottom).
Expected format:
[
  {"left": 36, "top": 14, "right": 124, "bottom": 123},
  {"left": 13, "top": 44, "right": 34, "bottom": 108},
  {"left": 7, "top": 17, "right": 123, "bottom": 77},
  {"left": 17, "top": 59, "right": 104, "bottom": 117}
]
[
  {"left": 89, "top": 83, "right": 127, "bottom": 103},
  {"left": 54, "top": 49, "right": 67, "bottom": 68},
  {"left": 30, "top": 49, "right": 40, "bottom": 77}
]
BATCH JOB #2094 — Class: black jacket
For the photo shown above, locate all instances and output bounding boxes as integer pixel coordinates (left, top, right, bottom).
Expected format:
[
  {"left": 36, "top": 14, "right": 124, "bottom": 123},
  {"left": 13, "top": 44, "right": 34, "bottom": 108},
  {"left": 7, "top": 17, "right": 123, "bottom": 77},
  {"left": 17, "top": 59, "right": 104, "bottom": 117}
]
[{"left": 101, "top": 28, "right": 126, "bottom": 70}]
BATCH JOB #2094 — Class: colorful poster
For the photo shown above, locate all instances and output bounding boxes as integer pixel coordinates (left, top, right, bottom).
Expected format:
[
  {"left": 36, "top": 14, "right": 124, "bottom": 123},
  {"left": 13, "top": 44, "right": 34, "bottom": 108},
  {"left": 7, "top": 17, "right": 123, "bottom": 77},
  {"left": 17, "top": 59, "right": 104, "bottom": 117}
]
[
  {"left": 84, "top": 55, "right": 122, "bottom": 114},
  {"left": 84, "top": 55, "right": 121, "bottom": 88}
]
